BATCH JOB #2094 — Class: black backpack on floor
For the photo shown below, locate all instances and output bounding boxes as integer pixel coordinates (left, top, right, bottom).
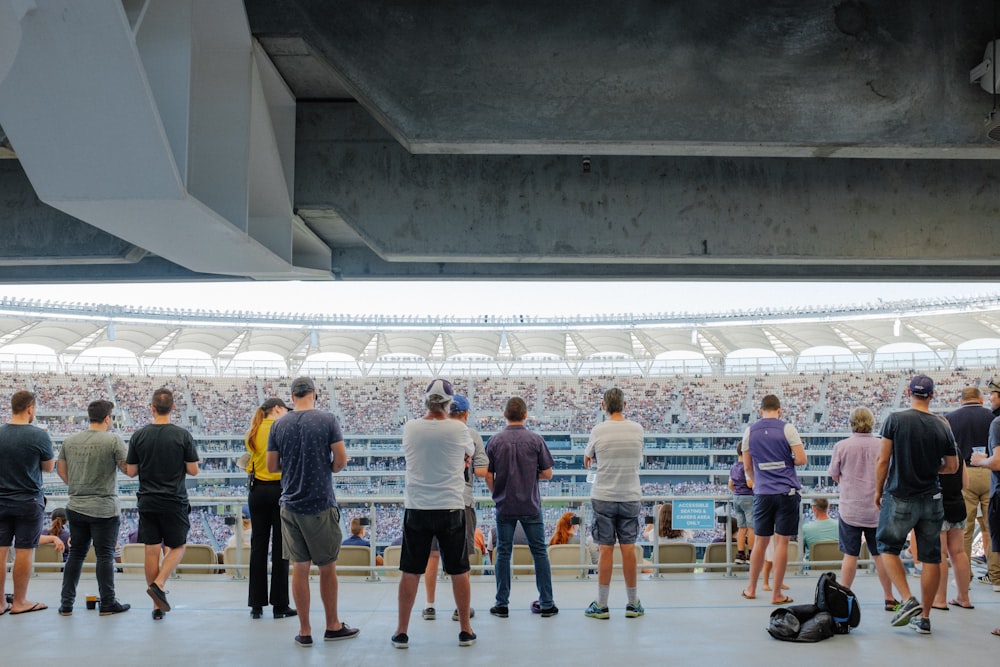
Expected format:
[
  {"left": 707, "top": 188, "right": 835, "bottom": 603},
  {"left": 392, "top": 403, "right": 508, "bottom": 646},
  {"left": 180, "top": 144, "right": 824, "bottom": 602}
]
[{"left": 766, "top": 572, "right": 860, "bottom": 642}]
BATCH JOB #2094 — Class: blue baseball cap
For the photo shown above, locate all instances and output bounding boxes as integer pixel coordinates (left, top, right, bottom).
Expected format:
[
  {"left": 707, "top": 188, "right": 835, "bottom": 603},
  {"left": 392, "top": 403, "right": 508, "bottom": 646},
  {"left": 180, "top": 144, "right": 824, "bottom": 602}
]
[
  {"left": 450, "top": 394, "right": 470, "bottom": 413},
  {"left": 908, "top": 374, "right": 934, "bottom": 398}
]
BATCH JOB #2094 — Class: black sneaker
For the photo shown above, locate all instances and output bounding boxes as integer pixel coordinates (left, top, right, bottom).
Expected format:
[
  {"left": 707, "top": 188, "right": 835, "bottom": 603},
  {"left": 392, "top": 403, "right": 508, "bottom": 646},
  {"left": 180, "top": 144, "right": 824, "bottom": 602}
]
[
  {"left": 891, "top": 597, "right": 922, "bottom": 627},
  {"left": 99, "top": 601, "right": 130, "bottom": 616},
  {"left": 909, "top": 616, "right": 931, "bottom": 634},
  {"left": 58, "top": 605, "right": 72, "bottom": 616},
  {"left": 531, "top": 601, "right": 559, "bottom": 617},
  {"left": 391, "top": 632, "right": 409, "bottom": 649},
  {"left": 294, "top": 634, "right": 313, "bottom": 648},
  {"left": 458, "top": 630, "right": 477, "bottom": 647},
  {"left": 489, "top": 605, "right": 509, "bottom": 618},
  {"left": 324, "top": 623, "right": 360, "bottom": 641},
  {"left": 422, "top": 606, "right": 436, "bottom": 620},
  {"left": 146, "top": 583, "right": 170, "bottom": 612},
  {"left": 452, "top": 607, "right": 475, "bottom": 621}
]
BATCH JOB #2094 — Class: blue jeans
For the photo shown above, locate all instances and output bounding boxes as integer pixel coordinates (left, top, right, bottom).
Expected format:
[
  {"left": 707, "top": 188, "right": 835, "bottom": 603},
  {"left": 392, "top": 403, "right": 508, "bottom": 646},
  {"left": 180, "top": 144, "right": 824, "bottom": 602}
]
[
  {"left": 494, "top": 512, "right": 553, "bottom": 608},
  {"left": 61, "top": 509, "right": 120, "bottom": 607}
]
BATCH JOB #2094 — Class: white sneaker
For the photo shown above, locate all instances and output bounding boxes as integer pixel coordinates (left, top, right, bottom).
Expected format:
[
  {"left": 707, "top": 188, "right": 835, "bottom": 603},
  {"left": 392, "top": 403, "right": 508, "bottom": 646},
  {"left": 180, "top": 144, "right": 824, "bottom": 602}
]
[{"left": 993, "top": 584, "right": 1000, "bottom": 593}]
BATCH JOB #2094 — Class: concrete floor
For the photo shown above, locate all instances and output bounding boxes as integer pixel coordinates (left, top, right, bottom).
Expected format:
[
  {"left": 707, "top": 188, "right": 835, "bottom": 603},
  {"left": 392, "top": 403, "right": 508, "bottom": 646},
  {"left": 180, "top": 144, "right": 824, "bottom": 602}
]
[{"left": 4, "top": 567, "right": 1000, "bottom": 666}]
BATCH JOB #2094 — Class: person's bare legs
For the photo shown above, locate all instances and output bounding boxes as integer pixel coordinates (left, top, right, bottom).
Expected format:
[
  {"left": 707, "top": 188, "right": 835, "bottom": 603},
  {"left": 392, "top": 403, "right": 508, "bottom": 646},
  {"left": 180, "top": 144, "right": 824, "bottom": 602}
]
[
  {"left": 769, "top": 533, "right": 791, "bottom": 602},
  {"left": 737, "top": 527, "right": 747, "bottom": 553},
  {"left": 396, "top": 572, "right": 420, "bottom": 637},
  {"left": 872, "top": 554, "right": 896, "bottom": 602},
  {"left": 151, "top": 545, "right": 186, "bottom": 589},
  {"left": 841, "top": 554, "right": 860, "bottom": 589},
  {"left": 597, "top": 544, "right": 614, "bottom": 585},
  {"left": 10, "top": 548, "right": 42, "bottom": 612},
  {"left": 762, "top": 559, "right": 773, "bottom": 590},
  {"left": 144, "top": 544, "right": 163, "bottom": 607},
  {"left": 0, "top": 546, "right": 8, "bottom": 612},
  {"left": 743, "top": 535, "right": 769, "bottom": 598},
  {"left": 450, "top": 571, "right": 473, "bottom": 635},
  {"left": 918, "top": 561, "right": 942, "bottom": 621},
  {"left": 881, "top": 552, "right": 914, "bottom": 604},
  {"left": 424, "top": 551, "right": 439, "bottom": 610},
  {"left": 933, "top": 533, "right": 950, "bottom": 608},
  {"left": 944, "top": 529, "right": 972, "bottom": 607},
  {"left": 620, "top": 544, "right": 637, "bottom": 588},
  {"left": 317, "top": 561, "right": 345, "bottom": 632},
  {"left": 291, "top": 561, "right": 312, "bottom": 637}
]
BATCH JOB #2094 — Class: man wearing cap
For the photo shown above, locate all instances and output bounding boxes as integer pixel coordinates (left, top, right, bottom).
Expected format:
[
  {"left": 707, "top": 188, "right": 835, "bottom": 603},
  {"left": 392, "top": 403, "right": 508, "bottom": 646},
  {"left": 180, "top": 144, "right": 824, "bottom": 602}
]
[
  {"left": 740, "top": 394, "right": 805, "bottom": 605},
  {"left": 393, "top": 378, "right": 476, "bottom": 649},
  {"left": 57, "top": 399, "right": 130, "bottom": 616},
  {"left": 486, "top": 396, "right": 558, "bottom": 619},
  {"left": 944, "top": 387, "right": 995, "bottom": 580},
  {"left": 0, "top": 390, "right": 55, "bottom": 615},
  {"left": 875, "top": 374, "right": 959, "bottom": 634},
  {"left": 125, "top": 387, "right": 200, "bottom": 620},
  {"left": 973, "top": 381, "right": 1000, "bottom": 598},
  {"left": 449, "top": 394, "right": 488, "bottom": 621},
  {"left": 267, "top": 377, "right": 359, "bottom": 647}
]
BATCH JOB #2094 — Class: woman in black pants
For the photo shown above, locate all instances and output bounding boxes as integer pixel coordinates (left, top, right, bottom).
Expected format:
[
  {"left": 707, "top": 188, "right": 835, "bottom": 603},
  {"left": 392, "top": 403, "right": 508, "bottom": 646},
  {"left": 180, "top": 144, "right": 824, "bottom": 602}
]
[{"left": 245, "top": 398, "right": 296, "bottom": 619}]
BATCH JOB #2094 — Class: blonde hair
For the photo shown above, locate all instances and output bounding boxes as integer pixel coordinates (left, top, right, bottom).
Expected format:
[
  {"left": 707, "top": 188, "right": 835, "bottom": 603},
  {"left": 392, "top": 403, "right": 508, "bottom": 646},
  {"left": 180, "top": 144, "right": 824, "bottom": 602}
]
[{"left": 849, "top": 407, "right": 874, "bottom": 434}]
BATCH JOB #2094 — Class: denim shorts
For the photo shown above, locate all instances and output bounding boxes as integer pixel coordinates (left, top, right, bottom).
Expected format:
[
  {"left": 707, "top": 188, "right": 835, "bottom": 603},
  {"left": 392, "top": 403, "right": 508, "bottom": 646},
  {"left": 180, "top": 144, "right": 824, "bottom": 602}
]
[
  {"left": 590, "top": 499, "right": 641, "bottom": 546},
  {"left": 876, "top": 493, "right": 944, "bottom": 563},
  {"left": 733, "top": 495, "right": 754, "bottom": 529}
]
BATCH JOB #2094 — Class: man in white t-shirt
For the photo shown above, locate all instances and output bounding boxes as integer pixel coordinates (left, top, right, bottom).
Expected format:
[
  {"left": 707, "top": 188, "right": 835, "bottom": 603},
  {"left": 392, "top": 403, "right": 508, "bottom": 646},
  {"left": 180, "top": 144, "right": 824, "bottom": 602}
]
[
  {"left": 392, "top": 379, "right": 475, "bottom": 650},
  {"left": 583, "top": 388, "right": 645, "bottom": 619}
]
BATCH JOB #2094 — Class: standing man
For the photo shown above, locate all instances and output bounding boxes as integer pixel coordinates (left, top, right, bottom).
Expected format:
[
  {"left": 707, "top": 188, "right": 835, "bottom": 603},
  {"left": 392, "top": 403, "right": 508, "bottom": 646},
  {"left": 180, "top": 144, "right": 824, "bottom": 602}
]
[
  {"left": 740, "top": 394, "right": 805, "bottom": 605},
  {"left": 57, "top": 399, "right": 130, "bottom": 616},
  {"left": 486, "top": 396, "right": 558, "bottom": 618},
  {"left": 875, "top": 374, "right": 959, "bottom": 634},
  {"left": 267, "top": 377, "right": 359, "bottom": 648},
  {"left": 972, "top": 411, "right": 1000, "bottom": 635},
  {"left": 944, "top": 387, "right": 994, "bottom": 570},
  {"left": 449, "top": 394, "right": 488, "bottom": 621},
  {"left": 582, "top": 387, "right": 645, "bottom": 619},
  {"left": 0, "top": 390, "right": 54, "bottom": 614},
  {"left": 125, "top": 388, "right": 200, "bottom": 620},
  {"left": 392, "top": 379, "right": 476, "bottom": 649},
  {"left": 979, "top": 379, "right": 1000, "bottom": 588},
  {"left": 827, "top": 407, "right": 896, "bottom": 605}
]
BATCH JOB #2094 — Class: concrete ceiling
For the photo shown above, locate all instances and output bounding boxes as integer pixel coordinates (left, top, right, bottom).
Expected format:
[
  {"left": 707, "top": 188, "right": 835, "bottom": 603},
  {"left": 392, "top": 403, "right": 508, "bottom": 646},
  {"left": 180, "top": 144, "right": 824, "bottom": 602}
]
[{"left": 1, "top": 0, "right": 1000, "bottom": 283}]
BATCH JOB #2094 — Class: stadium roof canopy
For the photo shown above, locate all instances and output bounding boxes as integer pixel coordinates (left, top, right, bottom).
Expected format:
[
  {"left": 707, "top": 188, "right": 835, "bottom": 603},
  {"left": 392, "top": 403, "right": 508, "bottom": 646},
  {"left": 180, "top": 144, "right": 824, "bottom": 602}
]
[{"left": 2, "top": 295, "right": 1000, "bottom": 373}]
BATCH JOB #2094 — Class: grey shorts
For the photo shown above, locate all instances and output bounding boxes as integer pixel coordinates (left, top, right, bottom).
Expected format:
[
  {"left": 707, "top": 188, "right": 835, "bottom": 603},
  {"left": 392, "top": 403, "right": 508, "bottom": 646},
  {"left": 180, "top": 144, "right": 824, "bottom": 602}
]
[
  {"left": 590, "top": 499, "right": 641, "bottom": 546},
  {"left": 280, "top": 506, "right": 342, "bottom": 566}
]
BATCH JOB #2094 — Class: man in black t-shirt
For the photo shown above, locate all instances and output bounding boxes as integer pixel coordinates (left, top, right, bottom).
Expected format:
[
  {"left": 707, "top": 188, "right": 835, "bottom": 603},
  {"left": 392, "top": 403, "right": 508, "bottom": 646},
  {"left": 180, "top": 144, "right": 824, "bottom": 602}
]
[{"left": 125, "top": 388, "right": 199, "bottom": 619}]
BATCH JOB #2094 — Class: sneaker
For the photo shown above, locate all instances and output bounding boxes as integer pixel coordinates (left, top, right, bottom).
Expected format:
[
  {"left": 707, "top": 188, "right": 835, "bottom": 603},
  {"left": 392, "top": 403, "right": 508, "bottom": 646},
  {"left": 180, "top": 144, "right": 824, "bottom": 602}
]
[
  {"left": 909, "top": 616, "right": 931, "bottom": 634},
  {"left": 994, "top": 584, "right": 1000, "bottom": 593},
  {"left": 146, "top": 583, "right": 170, "bottom": 612},
  {"left": 451, "top": 607, "right": 475, "bottom": 621},
  {"left": 58, "top": 605, "right": 72, "bottom": 616},
  {"left": 584, "top": 601, "right": 611, "bottom": 619},
  {"left": 625, "top": 600, "right": 645, "bottom": 618},
  {"left": 530, "top": 600, "right": 560, "bottom": 617},
  {"left": 99, "top": 601, "right": 130, "bottom": 616},
  {"left": 391, "top": 632, "right": 409, "bottom": 649},
  {"left": 422, "top": 606, "right": 436, "bottom": 620},
  {"left": 294, "top": 634, "right": 313, "bottom": 648},
  {"left": 489, "top": 605, "right": 509, "bottom": 618},
  {"left": 735, "top": 551, "right": 747, "bottom": 564},
  {"left": 891, "top": 597, "right": 922, "bottom": 627},
  {"left": 979, "top": 574, "right": 993, "bottom": 585},
  {"left": 458, "top": 630, "right": 477, "bottom": 646},
  {"left": 324, "top": 623, "right": 360, "bottom": 641}
]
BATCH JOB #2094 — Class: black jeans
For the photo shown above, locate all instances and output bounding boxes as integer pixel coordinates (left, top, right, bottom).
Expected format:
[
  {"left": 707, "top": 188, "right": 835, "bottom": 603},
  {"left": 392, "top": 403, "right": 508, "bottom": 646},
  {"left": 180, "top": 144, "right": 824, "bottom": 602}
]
[
  {"left": 248, "top": 480, "right": 289, "bottom": 609},
  {"left": 61, "top": 509, "right": 120, "bottom": 607}
]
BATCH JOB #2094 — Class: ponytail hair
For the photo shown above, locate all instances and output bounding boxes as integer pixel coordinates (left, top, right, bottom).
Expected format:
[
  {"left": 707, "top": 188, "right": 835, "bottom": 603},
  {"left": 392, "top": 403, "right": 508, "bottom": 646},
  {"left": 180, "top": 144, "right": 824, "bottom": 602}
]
[{"left": 246, "top": 407, "right": 266, "bottom": 453}]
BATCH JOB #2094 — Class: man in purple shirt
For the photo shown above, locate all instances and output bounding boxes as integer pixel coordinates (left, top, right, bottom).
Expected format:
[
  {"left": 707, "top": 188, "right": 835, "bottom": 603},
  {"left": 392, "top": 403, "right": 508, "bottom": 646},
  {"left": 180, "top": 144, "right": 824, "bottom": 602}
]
[
  {"left": 740, "top": 394, "right": 805, "bottom": 605},
  {"left": 485, "top": 397, "right": 557, "bottom": 618},
  {"left": 828, "top": 406, "right": 896, "bottom": 606},
  {"left": 728, "top": 441, "right": 754, "bottom": 564}
]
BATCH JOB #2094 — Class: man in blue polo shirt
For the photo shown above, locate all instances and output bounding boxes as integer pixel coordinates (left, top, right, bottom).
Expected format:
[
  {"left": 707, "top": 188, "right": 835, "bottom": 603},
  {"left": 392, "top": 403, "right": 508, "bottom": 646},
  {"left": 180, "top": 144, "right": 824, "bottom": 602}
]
[{"left": 740, "top": 394, "right": 805, "bottom": 605}]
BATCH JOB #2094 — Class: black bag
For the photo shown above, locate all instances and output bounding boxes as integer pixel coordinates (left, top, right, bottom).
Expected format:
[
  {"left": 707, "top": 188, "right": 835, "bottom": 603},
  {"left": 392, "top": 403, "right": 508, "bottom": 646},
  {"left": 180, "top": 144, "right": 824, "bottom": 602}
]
[
  {"left": 814, "top": 571, "right": 860, "bottom": 634},
  {"left": 767, "top": 604, "right": 835, "bottom": 643}
]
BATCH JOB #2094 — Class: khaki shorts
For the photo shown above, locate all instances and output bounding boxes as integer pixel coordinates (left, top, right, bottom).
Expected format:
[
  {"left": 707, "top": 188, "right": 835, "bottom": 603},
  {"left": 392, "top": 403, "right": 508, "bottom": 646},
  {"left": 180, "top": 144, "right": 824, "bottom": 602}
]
[{"left": 280, "top": 506, "right": 342, "bottom": 566}]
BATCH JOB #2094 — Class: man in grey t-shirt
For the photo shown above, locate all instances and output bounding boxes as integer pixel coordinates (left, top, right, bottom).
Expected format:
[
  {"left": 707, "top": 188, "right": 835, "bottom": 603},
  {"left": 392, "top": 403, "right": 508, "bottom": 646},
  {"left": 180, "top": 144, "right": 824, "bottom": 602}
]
[
  {"left": 583, "top": 388, "right": 645, "bottom": 619},
  {"left": 57, "top": 400, "right": 130, "bottom": 616}
]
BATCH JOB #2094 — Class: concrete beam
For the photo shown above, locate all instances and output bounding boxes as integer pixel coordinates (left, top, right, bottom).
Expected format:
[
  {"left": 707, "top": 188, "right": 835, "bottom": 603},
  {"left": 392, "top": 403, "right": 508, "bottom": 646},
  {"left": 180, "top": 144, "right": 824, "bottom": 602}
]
[{"left": 297, "top": 104, "right": 1000, "bottom": 280}]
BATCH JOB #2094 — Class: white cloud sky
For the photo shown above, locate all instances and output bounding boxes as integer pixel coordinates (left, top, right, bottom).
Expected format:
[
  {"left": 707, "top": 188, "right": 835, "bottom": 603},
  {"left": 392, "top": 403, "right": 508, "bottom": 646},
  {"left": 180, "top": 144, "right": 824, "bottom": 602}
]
[{"left": 7, "top": 280, "right": 997, "bottom": 318}]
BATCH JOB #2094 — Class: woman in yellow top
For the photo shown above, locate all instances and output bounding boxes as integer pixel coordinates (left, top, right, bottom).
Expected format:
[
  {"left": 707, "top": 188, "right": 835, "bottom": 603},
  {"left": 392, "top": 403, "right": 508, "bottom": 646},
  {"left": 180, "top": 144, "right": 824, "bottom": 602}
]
[{"left": 245, "top": 397, "right": 296, "bottom": 620}]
